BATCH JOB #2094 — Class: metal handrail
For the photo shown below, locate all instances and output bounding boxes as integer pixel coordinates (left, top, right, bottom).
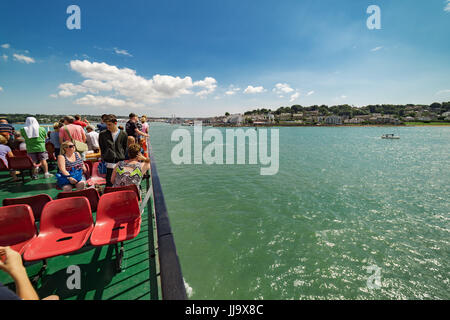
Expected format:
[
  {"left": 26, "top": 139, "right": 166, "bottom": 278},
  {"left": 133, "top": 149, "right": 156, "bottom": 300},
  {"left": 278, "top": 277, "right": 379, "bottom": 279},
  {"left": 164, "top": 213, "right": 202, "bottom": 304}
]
[{"left": 147, "top": 139, "right": 187, "bottom": 300}]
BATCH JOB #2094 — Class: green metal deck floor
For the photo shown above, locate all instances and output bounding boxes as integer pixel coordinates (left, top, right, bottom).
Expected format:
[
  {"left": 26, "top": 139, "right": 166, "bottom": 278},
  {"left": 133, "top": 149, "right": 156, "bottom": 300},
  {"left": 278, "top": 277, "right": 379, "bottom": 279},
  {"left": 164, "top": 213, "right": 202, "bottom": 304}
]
[{"left": 0, "top": 169, "right": 159, "bottom": 300}]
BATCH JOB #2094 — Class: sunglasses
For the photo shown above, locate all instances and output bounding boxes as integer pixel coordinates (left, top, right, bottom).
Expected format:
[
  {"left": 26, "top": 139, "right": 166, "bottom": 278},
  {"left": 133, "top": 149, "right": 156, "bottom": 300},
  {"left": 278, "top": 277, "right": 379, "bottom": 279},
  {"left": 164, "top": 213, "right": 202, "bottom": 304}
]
[{"left": 66, "top": 145, "right": 75, "bottom": 149}]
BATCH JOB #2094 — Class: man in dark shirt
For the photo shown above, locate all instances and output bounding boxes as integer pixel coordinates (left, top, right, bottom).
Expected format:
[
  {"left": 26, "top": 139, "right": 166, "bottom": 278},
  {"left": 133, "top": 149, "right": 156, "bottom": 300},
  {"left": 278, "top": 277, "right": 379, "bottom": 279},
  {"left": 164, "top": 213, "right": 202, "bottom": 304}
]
[
  {"left": 126, "top": 113, "right": 148, "bottom": 142},
  {"left": 99, "top": 114, "right": 128, "bottom": 187}
]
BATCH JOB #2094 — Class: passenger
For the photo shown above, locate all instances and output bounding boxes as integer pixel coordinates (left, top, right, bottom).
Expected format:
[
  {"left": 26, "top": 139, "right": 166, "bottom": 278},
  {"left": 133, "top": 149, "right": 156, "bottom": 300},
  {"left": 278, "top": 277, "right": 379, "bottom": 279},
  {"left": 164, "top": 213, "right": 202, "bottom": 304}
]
[
  {"left": 59, "top": 116, "right": 87, "bottom": 160},
  {"left": 0, "top": 118, "right": 14, "bottom": 148},
  {"left": 98, "top": 114, "right": 128, "bottom": 187},
  {"left": 127, "top": 136, "right": 135, "bottom": 147},
  {"left": 0, "top": 246, "right": 59, "bottom": 300},
  {"left": 73, "top": 115, "right": 89, "bottom": 128},
  {"left": 47, "top": 122, "right": 62, "bottom": 156},
  {"left": 0, "top": 135, "right": 18, "bottom": 181},
  {"left": 126, "top": 113, "right": 148, "bottom": 143},
  {"left": 20, "top": 117, "right": 53, "bottom": 179},
  {"left": 140, "top": 115, "right": 149, "bottom": 135},
  {"left": 111, "top": 144, "right": 150, "bottom": 189},
  {"left": 57, "top": 141, "right": 87, "bottom": 192},
  {"left": 11, "top": 132, "right": 25, "bottom": 151},
  {"left": 85, "top": 125, "right": 100, "bottom": 153},
  {"left": 96, "top": 114, "right": 108, "bottom": 132}
]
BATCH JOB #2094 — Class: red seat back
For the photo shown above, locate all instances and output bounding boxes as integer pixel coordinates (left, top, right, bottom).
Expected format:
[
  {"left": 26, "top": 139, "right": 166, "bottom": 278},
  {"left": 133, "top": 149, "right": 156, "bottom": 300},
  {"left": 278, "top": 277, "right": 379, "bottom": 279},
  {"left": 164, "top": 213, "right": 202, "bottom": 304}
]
[
  {"left": 0, "top": 204, "right": 36, "bottom": 250},
  {"left": 97, "top": 191, "right": 140, "bottom": 222},
  {"left": 12, "top": 150, "right": 27, "bottom": 157},
  {"left": 39, "top": 197, "right": 93, "bottom": 234},
  {"left": 57, "top": 188, "right": 100, "bottom": 212},
  {"left": 7, "top": 155, "right": 34, "bottom": 170},
  {"left": 83, "top": 161, "right": 92, "bottom": 179},
  {"left": 104, "top": 184, "right": 141, "bottom": 201},
  {"left": 3, "top": 194, "right": 52, "bottom": 221}
]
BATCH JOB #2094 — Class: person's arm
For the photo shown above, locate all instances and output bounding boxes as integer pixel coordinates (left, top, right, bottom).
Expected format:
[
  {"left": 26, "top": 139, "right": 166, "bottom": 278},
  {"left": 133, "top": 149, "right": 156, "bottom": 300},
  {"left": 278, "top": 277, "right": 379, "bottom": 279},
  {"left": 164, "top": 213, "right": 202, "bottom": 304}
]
[
  {"left": 135, "top": 128, "right": 149, "bottom": 137},
  {"left": 141, "top": 161, "right": 151, "bottom": 176},
  {"left": 81, "top": 128, "right": 86, "bottom": 143},
  {"left": 0, "top": 247, "right": 39, "bottom": 300},
  {"left": 110, "top": 164, "right": 117, "bottom": 184},
  {"left": 77, "top": 153, "right": 87, "bottom": 174},
  {"left": 57, "top": 155, "right": 71, "bottom": 177},
  {"left": 7, "top": 151, "right": 14, "bottom": 159},
  {"left": 59, "top": 128, "right": 64, "bottom": 145}
]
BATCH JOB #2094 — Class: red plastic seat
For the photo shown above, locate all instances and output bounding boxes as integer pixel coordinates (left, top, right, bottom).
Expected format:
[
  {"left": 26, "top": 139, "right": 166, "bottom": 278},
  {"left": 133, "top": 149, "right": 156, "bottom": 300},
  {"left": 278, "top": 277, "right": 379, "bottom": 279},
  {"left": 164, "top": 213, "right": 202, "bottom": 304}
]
[
  {"left": 7, "top": 155, "right": 34, "bottom": 170},
  {"left": 23, "top": 197, "right": 94, "bottom": 262},
  {"left": 12, "top": 150, "right": 27, "bottom": 157},
  {"left": 104, "top": 184, "right": 141, "bottom": 201},
  {"left": 3, "top": 194, "right": 52, "bottom": 221},
  {"left": 57, "top": 188, "right": 100, "bottom": 212},
  {"left": 83, "top": 161, "right": 92, "bottom": 179},
  {"left": 86, "top": 162, "right": 106, "bottom": 186},
  {"left": 0, "top": 204, "right": 37, "bottom": 254},
  {"left": 90, "top": 191, "right": 141, "bottom": 246}
]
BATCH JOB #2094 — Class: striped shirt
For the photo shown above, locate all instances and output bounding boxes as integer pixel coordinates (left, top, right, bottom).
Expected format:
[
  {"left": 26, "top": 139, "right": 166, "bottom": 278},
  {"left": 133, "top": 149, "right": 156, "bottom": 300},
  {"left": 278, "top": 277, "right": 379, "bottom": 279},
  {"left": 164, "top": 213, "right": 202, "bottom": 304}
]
[{"left": 63, "top": 152, "right": 84, "bottom": 172}]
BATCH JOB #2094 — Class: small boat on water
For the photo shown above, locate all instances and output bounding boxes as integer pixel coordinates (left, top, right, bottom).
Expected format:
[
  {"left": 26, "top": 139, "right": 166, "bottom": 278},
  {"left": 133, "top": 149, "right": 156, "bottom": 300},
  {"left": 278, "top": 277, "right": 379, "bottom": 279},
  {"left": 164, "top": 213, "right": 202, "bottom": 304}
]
[{"left": 381, "top": 134, "right": 400, "bottom": 139}]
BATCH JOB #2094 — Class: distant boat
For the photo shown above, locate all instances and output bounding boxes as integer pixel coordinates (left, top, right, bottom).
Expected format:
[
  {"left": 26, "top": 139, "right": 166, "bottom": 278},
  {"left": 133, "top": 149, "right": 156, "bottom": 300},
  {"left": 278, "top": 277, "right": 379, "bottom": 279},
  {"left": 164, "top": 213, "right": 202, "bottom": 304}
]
[{"left": 381, "top": 134, "right": 400, "bottom": 139}]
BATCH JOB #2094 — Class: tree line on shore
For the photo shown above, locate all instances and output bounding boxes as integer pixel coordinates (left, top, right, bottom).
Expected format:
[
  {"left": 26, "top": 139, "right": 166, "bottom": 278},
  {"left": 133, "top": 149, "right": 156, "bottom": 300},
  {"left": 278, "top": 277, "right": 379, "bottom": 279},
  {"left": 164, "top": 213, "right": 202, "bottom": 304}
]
[
  {"left": 244, "top": 102, "right": 450, "bottom": 118},
  {"left": 0, "top": 114, "right": 127, "bottom": 124}
]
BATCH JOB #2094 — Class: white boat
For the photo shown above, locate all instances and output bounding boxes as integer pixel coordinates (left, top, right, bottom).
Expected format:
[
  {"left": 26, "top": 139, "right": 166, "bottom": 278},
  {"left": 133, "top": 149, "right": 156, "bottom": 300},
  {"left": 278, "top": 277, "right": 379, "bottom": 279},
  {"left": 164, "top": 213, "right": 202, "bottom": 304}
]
[{"left": 381, "top": 134, "right": 400, "bottom": 139}]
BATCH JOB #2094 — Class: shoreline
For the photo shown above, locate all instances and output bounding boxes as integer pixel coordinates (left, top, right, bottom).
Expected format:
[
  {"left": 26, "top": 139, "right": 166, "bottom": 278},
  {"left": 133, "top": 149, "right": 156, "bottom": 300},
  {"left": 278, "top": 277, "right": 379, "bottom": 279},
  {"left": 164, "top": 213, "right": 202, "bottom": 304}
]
[{"left": 208, "top": 123, "right": 450, "bottom": 128}]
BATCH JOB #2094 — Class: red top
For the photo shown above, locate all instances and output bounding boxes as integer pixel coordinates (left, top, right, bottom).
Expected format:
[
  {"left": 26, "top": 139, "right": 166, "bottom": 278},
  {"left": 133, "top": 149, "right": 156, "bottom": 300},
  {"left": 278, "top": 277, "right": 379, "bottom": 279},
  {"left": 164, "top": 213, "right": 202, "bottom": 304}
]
[{"left": 73, "top": 120, "right": 88, "bottom": 128}]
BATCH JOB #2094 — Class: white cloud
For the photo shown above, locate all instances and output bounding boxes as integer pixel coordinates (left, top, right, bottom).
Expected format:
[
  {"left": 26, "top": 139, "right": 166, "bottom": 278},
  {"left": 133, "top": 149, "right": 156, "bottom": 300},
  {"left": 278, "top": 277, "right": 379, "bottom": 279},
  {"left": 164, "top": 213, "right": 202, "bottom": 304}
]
[
  {"left": 0, "top": 86, "right": 3, "bottom": 92},
  {"left": 273, "top": 83, "right": 294, "bottom": 94},
  {"left": 225, "top": 86, "right": 241, "bottom": 95},
  {"left": 114, "top": 48, "right": 133, "bottom": 57},
  {"left": 75, "top": 95, "right": 142, "bottom": 108},
  {"left": 341, "top": 95, "right": 347, "bottom": 99},
  {"left": 1, "top": 54, "right": 7, "bottom": 62},
  {"left": 445, "top": 1, "right": 450, "bottom": 12},
  {"left": 370, "top": 46, "right": 383, "bottom": 52},
  {"left": 1, "top": 44, "right": 10, "bottom": 49},
  {"left": 53, "top": 60, "right": 217, "bottom": 107},
  {"left": 289, "top": 92, "right": 300, "bottom": 102},
  {"left": 436, "top": 89, "right": 450, "bottom": 95},
  {"left": 49, "top": 94, "right": 58, "bottom": 98},
  {"left": 194, "top": 77, "right": 217, "bottom": 97},
  {"left": 13, "top": 53, "right": 35, "bottom": 64},
  {"left": 244, "top": 85, "right": 266, "bottom": 94},
  {"left": 306, "top": 91, "right": 315, "bottom": 96}
]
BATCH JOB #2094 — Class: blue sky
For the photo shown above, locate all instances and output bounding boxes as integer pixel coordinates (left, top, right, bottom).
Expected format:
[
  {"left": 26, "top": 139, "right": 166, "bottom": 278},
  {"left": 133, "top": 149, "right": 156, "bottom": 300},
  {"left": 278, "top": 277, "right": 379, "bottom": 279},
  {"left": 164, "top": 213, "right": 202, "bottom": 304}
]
[{"left": 0, "top": 0, "right": 449, "bottom": 117}]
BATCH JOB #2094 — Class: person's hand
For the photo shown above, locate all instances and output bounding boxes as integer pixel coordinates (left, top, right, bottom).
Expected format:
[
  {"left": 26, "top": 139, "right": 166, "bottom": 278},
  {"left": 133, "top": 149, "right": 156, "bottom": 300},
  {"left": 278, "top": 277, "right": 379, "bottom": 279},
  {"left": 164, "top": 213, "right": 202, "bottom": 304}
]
[
  {"left": 0, "top": 246, "right": 26, "bottom": 280},
  {"left": 68, "top": 177, "right": 77, "bottom": 185}
]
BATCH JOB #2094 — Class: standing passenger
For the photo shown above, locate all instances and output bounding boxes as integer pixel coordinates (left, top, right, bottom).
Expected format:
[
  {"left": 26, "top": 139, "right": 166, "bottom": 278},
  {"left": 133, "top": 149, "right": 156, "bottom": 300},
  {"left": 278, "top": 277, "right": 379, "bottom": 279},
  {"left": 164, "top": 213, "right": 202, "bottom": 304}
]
[
  {"left": 20, "top": 117, "right": 53, "bottom": 179},
  {"left": 98, "top": 114, "right": 128, "bottom": 187}
]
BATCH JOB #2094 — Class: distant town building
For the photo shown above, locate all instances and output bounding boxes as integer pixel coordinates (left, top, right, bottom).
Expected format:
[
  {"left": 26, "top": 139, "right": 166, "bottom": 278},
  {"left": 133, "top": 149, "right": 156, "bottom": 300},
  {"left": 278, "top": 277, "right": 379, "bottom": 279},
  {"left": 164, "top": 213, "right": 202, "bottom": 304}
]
[{"left": 325, "top": 115, "right": 342, "bottom": 125}]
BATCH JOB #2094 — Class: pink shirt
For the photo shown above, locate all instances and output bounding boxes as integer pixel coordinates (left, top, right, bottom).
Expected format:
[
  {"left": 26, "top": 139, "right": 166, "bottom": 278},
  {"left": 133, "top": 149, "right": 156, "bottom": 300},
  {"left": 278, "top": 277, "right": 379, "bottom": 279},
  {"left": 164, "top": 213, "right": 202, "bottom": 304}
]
[
  {"left": 141, "top": 122, "right": 149, "bottom": 134},
  {"left": 59, "top": 124, "right": 86, "bottom": 143}
]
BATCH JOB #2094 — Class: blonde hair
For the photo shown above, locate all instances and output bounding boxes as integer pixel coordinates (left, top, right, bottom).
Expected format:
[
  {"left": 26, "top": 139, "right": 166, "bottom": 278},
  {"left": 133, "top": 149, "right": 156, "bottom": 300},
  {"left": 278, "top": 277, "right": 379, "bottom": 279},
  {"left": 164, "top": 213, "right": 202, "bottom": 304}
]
[
  {"left": 53, "top": 122, "right": 61, "bottom": 130},
  {"left": 0, "top": 135, "right": 7, "bottom": 145},
  {"left": 60, "top": 141, "right": 74, "bottom": 155}
]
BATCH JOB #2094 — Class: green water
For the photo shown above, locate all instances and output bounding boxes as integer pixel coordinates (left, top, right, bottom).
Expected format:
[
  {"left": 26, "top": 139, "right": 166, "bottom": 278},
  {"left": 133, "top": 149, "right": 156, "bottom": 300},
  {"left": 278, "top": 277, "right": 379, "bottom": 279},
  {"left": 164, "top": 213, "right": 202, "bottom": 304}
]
[{"left": 156, "top": 124, "right": 450, "bottom": 299}]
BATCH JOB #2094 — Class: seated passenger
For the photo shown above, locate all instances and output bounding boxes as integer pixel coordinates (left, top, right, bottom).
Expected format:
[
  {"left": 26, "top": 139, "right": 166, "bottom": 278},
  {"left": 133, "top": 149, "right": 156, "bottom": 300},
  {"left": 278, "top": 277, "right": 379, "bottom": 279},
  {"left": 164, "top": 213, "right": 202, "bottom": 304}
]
[
  {"left": 57, "top": 141, "right": 87, "bottom": 191},
  {"left": 0, "top": 135, "right": 18, "bottom": 181},
  {"left": 111, "top": 144, "right": 150, "bottom": 189}
]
